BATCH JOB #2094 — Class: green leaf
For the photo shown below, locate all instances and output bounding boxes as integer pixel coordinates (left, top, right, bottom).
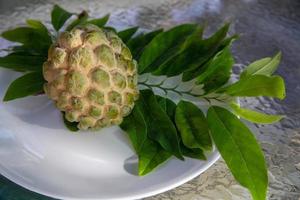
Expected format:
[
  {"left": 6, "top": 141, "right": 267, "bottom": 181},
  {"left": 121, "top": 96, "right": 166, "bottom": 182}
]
[
  {"left": 240, "top": 52, "right": 281, "bottom": 79},
  {"left": 138, "top": 139, "right": 172, "bottom": 176},
  {"left": 155, "top": 96, "right": 207, "bottom": 160},
  {"left": 230, "top": 102, "right": 284, "bottom": 124},
  {"left": 62, "top": 112, "right": 79, "bottom": 132},
  {"left": 207, "top": 106, "right": 268, "bottom": 200},
  {"left": 66, "top": 11, "right": 89, "bottom": 31},
  {"left": 181, "top": 39, "right": 232, "bottom": 83},
  {"left": 88, "top": 14, "right": 110, "bottom": 28},
  {"left": 152, "top": 26, "right": 204, "bottom": 76},
  {"left": 195, "top": 47, "right": 234, "bottom": 86},
  {"left": 2, "top": 27, "right": 38, "bottom": 43},
  {"left": 120, "top": 94, "right": 173, "bottom": 176},
  {"left": 127, "top": 29, "right": 163, "bottom": 60},
  {"left": 180, "top": 142, "right": 206, "bottom": 160},
  {"left": 175, "top": 100, "right": 212, "bottom": 151},
  {"left": 2, "top": 27, "right": 51, "bottom": 53},
  {"left": 156, "top": 96, "right": 177, "bottom": 121},
  {"left": 182, "top": 23, "right": 231, "bottom": 81},
  {"left": 0, "top": 52, "right": 46, "bottom": 72},
  {"left": 103, "top": 26, "right": 117, "bottom": 33},
  {"left": 138, "top": 24, "right": 198, "bottom": 73},
  {"left": 179, "top": 26, "right": 204, "bottom": 50},
  {"left": 221, "top": 75, "right": 286, "bottom": 99},
  {"left": 3, "top": 72, "right": 45, "bottom": 101},
  {"left": 26, "top": 19, "right": 52, "bottom": 41},
  {"left": 137, "top": 90, "right": 183, "bottom": 160},
  {"left": 11, "top": 45, "right": 47, "bottom": 57},
  {"left": 51, "top": 4, "right": 73, "bottom": 31},
  {"left": 120, "top": 103, "right": 147, "bottom": 153},
  {"left": 156, "top": 95, "right": 167, "bottom": 110},
  {"left": 118, "top": 27, "right": 138, "bottom": 43},
  {"left": 195, "top": 35, "right": 237, "bottom": 93}
]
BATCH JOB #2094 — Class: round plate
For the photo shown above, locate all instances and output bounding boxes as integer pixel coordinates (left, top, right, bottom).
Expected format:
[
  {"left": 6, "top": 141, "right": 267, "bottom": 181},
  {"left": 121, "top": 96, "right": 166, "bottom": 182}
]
[{"left": 0, "top": 69, "right": 219, "bottom": 200}]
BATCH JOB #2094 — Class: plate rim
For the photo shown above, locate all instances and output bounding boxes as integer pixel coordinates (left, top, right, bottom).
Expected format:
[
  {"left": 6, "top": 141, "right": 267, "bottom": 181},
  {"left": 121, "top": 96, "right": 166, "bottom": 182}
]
[
  {"left": 0, "top": 71, "right": 222, "bottom": 200},
  {"left": 0, "top": 152, "right": 220, "bottom": 200}
]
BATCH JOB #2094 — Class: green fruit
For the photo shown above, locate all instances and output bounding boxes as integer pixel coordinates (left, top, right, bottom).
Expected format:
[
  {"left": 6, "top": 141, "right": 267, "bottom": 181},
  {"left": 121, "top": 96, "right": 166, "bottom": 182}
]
[{"left": 43, "top": 25, "right": 139, "bottom": 130}]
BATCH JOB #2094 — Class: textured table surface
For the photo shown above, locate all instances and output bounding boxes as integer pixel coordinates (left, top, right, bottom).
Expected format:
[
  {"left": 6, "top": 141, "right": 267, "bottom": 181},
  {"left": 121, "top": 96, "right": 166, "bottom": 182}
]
[{"left": 0, "top": 0, "right": 299, "bottom": 199}]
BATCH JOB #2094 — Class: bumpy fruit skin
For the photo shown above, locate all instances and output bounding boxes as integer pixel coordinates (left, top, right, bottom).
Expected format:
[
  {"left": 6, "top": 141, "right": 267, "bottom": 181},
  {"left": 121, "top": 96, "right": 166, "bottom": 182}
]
[{"left": 43, "top": 25, "right": 139, "bottom": 130}]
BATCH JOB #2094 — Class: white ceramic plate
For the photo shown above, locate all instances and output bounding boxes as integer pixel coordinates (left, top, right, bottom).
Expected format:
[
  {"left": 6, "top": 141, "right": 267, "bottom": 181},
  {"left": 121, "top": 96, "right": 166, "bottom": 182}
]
[{"left": 0, "top": 69, "right": 220, "bottom": 200}]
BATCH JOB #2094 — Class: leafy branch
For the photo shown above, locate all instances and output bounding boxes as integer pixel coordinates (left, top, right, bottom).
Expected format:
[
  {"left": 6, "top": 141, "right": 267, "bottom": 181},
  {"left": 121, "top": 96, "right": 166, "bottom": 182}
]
[
  {"left": 138, "top": 78, "right": 202, "bottom": 98},
  {"left": 138, "top": 75, "right": 230, "bottom": 104}
]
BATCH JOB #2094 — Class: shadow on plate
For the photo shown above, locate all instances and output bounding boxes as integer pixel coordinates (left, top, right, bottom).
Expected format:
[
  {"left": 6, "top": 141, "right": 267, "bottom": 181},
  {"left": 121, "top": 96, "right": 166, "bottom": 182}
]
[{"left": 123, "top": 154, "right": 139, "bottom": 176}]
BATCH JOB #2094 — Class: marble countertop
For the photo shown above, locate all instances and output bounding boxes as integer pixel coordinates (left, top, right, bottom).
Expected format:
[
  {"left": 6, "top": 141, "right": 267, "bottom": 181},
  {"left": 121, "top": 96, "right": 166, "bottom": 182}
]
[{"left": 0, "top": 0, "right": 299, "bottom": 199}]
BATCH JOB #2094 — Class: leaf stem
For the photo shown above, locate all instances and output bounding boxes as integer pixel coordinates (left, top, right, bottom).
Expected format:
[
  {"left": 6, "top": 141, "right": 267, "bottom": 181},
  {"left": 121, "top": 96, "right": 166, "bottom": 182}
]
[{"left": 138, "top": 81, "right": 228, "bottom": 104}]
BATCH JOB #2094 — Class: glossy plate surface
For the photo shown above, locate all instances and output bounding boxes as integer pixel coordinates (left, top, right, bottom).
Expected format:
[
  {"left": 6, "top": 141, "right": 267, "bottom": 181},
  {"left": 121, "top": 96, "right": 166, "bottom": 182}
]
[{"left": 0, "top": 70, "right": 219, "bottom": 200}]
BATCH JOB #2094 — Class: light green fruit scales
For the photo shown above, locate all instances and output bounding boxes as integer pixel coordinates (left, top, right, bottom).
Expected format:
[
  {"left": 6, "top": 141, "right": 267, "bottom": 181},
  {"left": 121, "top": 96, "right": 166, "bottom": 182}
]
[{"left": 43, "top": 25, "right": 139, "bottom": 130}]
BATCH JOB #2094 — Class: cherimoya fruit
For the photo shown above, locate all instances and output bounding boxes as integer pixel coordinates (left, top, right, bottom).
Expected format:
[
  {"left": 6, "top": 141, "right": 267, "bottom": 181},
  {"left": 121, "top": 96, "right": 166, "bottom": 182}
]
[{"left": 43, "top": 25, "right": 139, "bottom": 130}]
